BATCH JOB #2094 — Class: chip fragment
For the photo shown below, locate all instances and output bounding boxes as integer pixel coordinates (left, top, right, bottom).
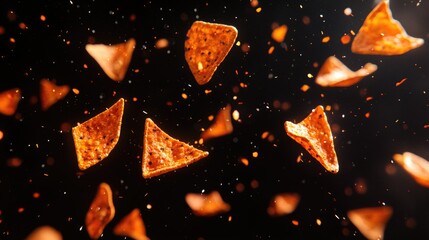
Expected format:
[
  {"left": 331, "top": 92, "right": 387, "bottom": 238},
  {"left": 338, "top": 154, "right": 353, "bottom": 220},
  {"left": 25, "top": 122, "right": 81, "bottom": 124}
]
[
  {"left": 347, "top": 206, "right": 393, "bottom": 240},
  {"left": 267, "top": 193, "right": 301, "bottom": 216},
  {"left": 39, "top": 79, "right": 70, "bottom": 111},
  {"left": 113, "top": 208, "right": 149, "bottom": 240},
  {"left": 0, "top": 88, "right": 21, "bottom": 116},
  {"left": 25, "top": 226, "right": 62, "bottom": 240},
  {"left": 393, "top": 152, "right": 429, "bottom": 188},
  {"left": 201, "top": 104, "right": 233, "bottom": 140},
  {"left": 185, "top": 21, "right": 238, "bottom": 85},
  {"left": 185, "top": 191, "right": 230, "bottom": 217},
  {"left": 86, "top": 182, "right": 115, "bottom": 240}
]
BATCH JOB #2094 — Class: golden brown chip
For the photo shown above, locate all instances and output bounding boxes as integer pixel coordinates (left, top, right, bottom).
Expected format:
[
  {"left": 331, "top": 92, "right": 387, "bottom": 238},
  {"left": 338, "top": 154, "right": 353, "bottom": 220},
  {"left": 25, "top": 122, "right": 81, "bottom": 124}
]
[
  {"left": 86, "top": 182, "right": 115, "bottom": 240},
  {"left": 25, "top": 226, "right": 62, "bottom": 240},
  {"left": 0, "top": 88, "right": 21, "bottom": 116},
  {"left": 284, "top": 105, "right": 339, "bottom": 173},
  {"left": 267, "top": 193, "right": 301, "bottom": 216},
  {"left": 72, "top": 98, "right": 124, "bottom": 170},
  {"left": 113, "top": 208, "right": 149, "bottom": 240},
  {"left": 351, "top": 0, "right": 424, "bottom": 55},
  {"left": 185, "top": 191, "right": 230, "bottom": 217},
  {"left": 347, "top": 206, "right": 393, "bottom": 240},
  {"left": 185, "top": 21, "right": 238, "bottom": 85},
  {"left": 142, "top": 118, "right": 209, "bottom": 178},
  {"left": 393, "top": 152, "right": 429, "bottom": 188},
  {"left": 315, "top": 56, "right": 377, "bottom": 87},
  {"left": 39, "top": 79, "right": 70, "bottom": 111},
  {"left": 201, "top": 104, "right": 233, "bottom": 141},
  {"left": 85, "top": 38, "right": 136, "bottom": 81}
]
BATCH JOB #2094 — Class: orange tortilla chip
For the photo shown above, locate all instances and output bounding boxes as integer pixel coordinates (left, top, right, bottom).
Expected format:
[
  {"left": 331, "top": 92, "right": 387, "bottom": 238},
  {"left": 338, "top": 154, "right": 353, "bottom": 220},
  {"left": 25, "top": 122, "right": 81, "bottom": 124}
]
[
  {"left": 72, "top": 98, "right": 124, "bottom": 170},
  {"left": 284, "top": 105, "right": 339, "bottom": 173},
  {"left": 267, "top": 193, "right": 301, "bottom": 216},
  {"left": 347, "top": 206, "right": 393, "bottom": 240},
  {"left": 113, "top": 208, "right": 149, "bottom": 240},
  {"left": 185, "top": 21, "right": 238, "bottom": 85},
  {"left": 351, "top": 0, "right": 424, "bottom": 55},
  {"left": 39, "top": 79, "right": 70, "bottom": 111},
  {"left": 85, "top": 38, "right": 136, "bottom": 81},
  {"left": 393, "top": 152, "right": 429, "bottom": 188},
  {"left": 185, "top": 191, "right": 230, "bottom": 217},
  {"left": 0, "top": 88, "right": 21, "bottom": 116},
  {"left": 315, "top": 56, "right": 377, "bottom": 87},
  {"left": 142, "top": 118, "right": 209, "bottom": 178},
  {"left": 201, "top": 104, "right": 233, "bottom": 140},
  {"left": 86, "top": 182, "right": 115, "bottom": 240},
  {"left": 25, "top": 226, "right": 62, "bottom": 240}
]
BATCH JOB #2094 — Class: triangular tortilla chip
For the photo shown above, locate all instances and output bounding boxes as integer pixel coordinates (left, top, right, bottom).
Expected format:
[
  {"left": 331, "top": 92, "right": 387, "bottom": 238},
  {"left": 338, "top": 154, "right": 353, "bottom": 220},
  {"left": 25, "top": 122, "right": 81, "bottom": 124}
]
[
  {"left": 284, "top": 105, "right": 339, "bottom": 173},
  {"left": 25, "top": 226, "right": 62, "bottom": 240},
  {"left": 86, "top": 182, "right": 115, "bottom": 240},
  {"left": 185, "top": 191, "right": 230, "bottom": 217},
  {"left": 393, "top": 152, "right": 429, "bottom": 188},
  {"left": 201, "top": 104, "right": 233, "bottom": 140},
  {"left": 85, "top": 38, "right": 136, "bottom": 81},
  {"left": 39, "top": 79, "right": 70, "bottom": 111},
  {"left": 72, "top": 98, "right": 124, "bottom": 170},
  {"left": 185, "top": 21, "right": 238, "bottom": 85},
  {"left": 351, "top": 0, "right": 424, "bottom": 55},
  {"left": 113, "top": 208, "right": 149, "bottom": 240},
  {"left": 347, "top": 206, "right": 393, "bottom": 240},
  {"left": 315, "top": 56, "right": 377, "bottom": 87},
  {"left": 142, "top": 118, "right": 209, "bottom": 178},
  {"left": 267, "top": 193, "right": 301, "bottom": 216},
  {"left": 0, "top": 88, "right": 21, "bottom": 116}
]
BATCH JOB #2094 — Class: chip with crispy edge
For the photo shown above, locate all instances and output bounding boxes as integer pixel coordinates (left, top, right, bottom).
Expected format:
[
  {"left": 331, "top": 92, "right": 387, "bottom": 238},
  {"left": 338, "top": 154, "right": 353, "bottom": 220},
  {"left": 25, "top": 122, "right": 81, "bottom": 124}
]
[
  {"left": 267, "top": 193, "right": 301, "bottom": 216},
  {"left": 185, "top": 21, "right": 238, "bottom": 85},
  {"left": 72, "top": 98, "right": 124, "bottom": 170},
  {"left": 86, "top": 182, "right": 115, "bottom": 240},
  {"left": 0, "top": 88, "right": 21, "bottom": 116},
  {"left": 142, "top": 118, "right": 209, "bottom": 178},
  {"left": 113, "top": 208, "right": 149, "bottom": 240},
  {"left": 315, "top": 56, "right": 378, "bottom": 87},
  {"left": 347, "top": 206, "right": 393, "bottom": 240},
  {"left": 284, "top": 105, "right": 339, "bottom": 173},
  {"left": 85, "top": 38, "right": 136, "bottom": 81},
  {"left": 185, "top": 191, "right": 230, "bottom": 217},
  {"left": 40, "top": 79, "right": 70, "bottom": 111},
  {"left": 393, "top": 152, "right": 429, "bottom": 188},
  {"left": 351, "top": 0, "right": 424, "bottom": 55},
  {"left": 201, "top": 104, "right": 233, "bottom": 141},
  {"left": 25, "top": 226, "right": 63, "bottom": 240}
]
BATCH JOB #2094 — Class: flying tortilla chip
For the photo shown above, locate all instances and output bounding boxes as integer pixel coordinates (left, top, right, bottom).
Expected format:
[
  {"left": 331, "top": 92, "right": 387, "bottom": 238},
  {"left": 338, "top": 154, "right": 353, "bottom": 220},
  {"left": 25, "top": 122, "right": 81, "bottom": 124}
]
[
  {"left": 185, "top": 21, "right": 238, "bottom": 85},
  {"left": 72, "top": 98, "right": 124, "bottom": 170},
  {"left": 267, "top": 193, "right": 301, "bottom": 216},
  {"left": 393, "top": 152, "right": 429, "bottom": 188},
  {"left": 39, "top": 79, "right": 70, "bottom": 111},
  {"left": 25, "top": 226, "right": 62, "bottom": 240},
  {"left": 315, "top": 56, "right": 378, "bottom": 87},
  {"left": 185, "top": 191, "right": 230, "bottom": 217},
  {"left": 85, "top": 38, "right": 136, "bottom": 81},
  {"left": 351, "top": 0, "right": 424, "bottom": 55},
  {"left": 142, "top": 118, "right": 209, "bottom": 178},
  {"left": 201, "top": 104, "right": 233, "bottom": 140},
  {"left": 0, "top": 88, "right": 21, "bottom": 116},
  {"left": 284, "top": 105, "right": 339, "bottom": 173},
  {"left": 347, "top": 206, "right": 393, "bottom": 240},
  {"left": 86, "top": 182, "right": 115, "bottom": 240},
  {"left": 113, "top": 208, "right": 149, "bottom": 240}
]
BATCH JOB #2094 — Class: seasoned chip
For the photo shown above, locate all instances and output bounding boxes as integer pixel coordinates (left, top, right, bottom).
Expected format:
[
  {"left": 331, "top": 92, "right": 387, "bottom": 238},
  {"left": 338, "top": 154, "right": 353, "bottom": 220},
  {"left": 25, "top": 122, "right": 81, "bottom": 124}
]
[
  {"left": 40, "top": 79, "right": 70, "bottom": 111},
  {"left": 201, "top": 104, "right": 233, "bottom": 140},
  {"left": 86, "top": 182, "right": 115, "bottom": 240},
  {"left": 393, "top": 152, "right": 429, "bottom": 188},
  {"left": 0, "top": 88, "right": 21, "bottom": 116},
  {"left": 85, "top": 38, "right": 136, "bottom": 81},
  {"left": 347, "top": 206, "right": 393, "bottom": 240},
  {"left": 185, "top": 191, "right": 230, "bottom": 217},
  {"left": 142, "top": 118, "right": 209, "bottom": 178},
  {"left": 113, "top": 208, "right": 149, "bottom": 240},
  {"left": 25, "top": 226, "right": 62, "bottom": 240},
  {"left": 284, "top": 105, "right": 339, "bottom": 173},
  {"left": 315, "top": 56, "right": 377, "bottom": 87},
  {"left": 185, "top": 21, "right": 238, "bottom": 85},
  {"left": 72, "top": 98, "right": 124, "bottom": 170},
  {"left": 267, "top": 193, "right": 301, "bottom": 216},
  {"left": 351, "top": 0, "right": 424, "bottom": 55}
]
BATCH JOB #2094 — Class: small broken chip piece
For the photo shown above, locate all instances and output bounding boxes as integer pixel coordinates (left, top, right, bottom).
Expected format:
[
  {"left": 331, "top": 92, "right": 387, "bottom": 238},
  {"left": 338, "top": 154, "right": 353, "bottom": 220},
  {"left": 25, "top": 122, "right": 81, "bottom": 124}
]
[
  {"left": 284, "top": 105, "right": 339, "bottom": 173},
  {"left": 25, "top": 226, "right": 62, "bottom": 240},
  {"left": 351, "top": 0, "right": 424, "bottom": 55},
  {"left": 315, "top": 56, "right": 377, "bottom": 87},
  {"left": 267, "top": 193, "right": 301, "bottom": 216},
  {"left": 185, "top": 21, "right": 238, "bottom": 85},
  {"left": 39, "top": 78, "right": 70, "bottom": 111},
  {"left": 0, "top": 88, "right": 21, "bottom": 116},
  {"left": 185, "top": 191, "right": 230, "bottom": 217},
  {"left": 142, "top": 118, "right": 209, "bottom": 178},
  {"left": 347, "top": 206, "right": 393, "bottom": 240},
  {"left": 86, "top": 182, "right": 115, "bottom": 240},
  {"left": 113, "top": 208, "right": 149, "bottom": 240},
  {"left": 271, "top": 24, "right": 288, "bottom": 43},
  {"left": 72, "top": 98, "right": 124, "bottom": 170},
  {"left": 201, "top": 104, "right": 233, "bottom": 141},
  {"left": 85, "top": 38, "right": 136, "bottom": 81},
  {"left": 393, "top": 152, "right": 429, "bottom": 188}
]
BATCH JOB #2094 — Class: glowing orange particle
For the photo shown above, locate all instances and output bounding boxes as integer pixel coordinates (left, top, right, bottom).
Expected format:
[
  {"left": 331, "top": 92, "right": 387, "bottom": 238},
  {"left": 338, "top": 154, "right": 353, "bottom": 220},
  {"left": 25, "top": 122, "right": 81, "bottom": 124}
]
[
  {"left": 395, "top": 78, "right": 407, "bottom": 87},
  {"left": 72, "top": 88, "right": 80, "bottom": 95},
  {"left": 232, "top": 110, "right": 240, "bottom": 121},
  {"left": 40, "top": 15, "right": 46, "bottom": 21},
  {"left": 255, "top": 7, "right": 262, "bottom": 13},
  {"left": 322, "top": 36, "right": 330, "bottom": 43},
  {"left": 33, "top": 192, "right": 40, "bottom": 199},
  {"left": 292, "top": 220, "right": 299, "bottom": 226},
  {"left": 341, "top": 34, "right": 351, "bottom": 45},
  {"left": 0, "top": 130, "right": 3, "bottom": 140},
  {"left": 181, "top": 93, "right": 188, "bottom": 99},
  {"left": 268, "top": 46, "right": 275, "bottom": 54},
  {"left": 155, "top": 38, "right": 169, "bottom": 49},
  {"left": 261, "top": 131, "right": 269, "bottom": 139},
  {"left": 252, "top": 151, "right": 258, "bottom": 158},
  {"left": 240, "top": 158, "right": 249, "bottom": 166},
  {"left": 83, "top": 64, "right": 88, "bottom": 69},
  {"left": 316, "top": 219, "right": 322, "bottom": 226},
  {"left": 10, "top": 38, "right": 15, "bottom": 43},
  {"left": 365, "top": 112, "right": 370, "bottom": 118},
  {"left": 300, "top": 84, "right": 310, "bottom": 92},
  {"left": 271, "top": 25, "right": 288, "bottom": 43},
  {"left": 18, "top": 207, "right": 25, "bottom": 213}
]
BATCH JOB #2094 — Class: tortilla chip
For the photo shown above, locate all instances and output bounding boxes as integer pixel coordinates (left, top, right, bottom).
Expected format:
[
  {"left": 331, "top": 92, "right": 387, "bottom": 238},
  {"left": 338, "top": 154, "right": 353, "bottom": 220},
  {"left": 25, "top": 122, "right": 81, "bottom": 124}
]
[
  {"left": 315, "top": 56, "right": 378, "bottom": 87},
  {"left": 25, "top": 226, "right": 62, "bottom": 240},
  {"left": 201, "top": 104, "right": 233, "bottom": 140},
  {"left": 72, "top": 98, "right": 124, "bottom": 170},
  {"left": 85, "top": 38, "right": 136, "bottom": 81},
  {"left": 86, "top": 182, "right": 115, "bottom": 240},
  {"left": 185, "top": 191, "right": 230, "bottom": 217},
  {"left": 351, "top": 0, "right": 424, "bottom": 55},
  {"left": 393, "top": 152, "right": 429, "bottom": 188},
  {"left": 347, "top": 206, "right": 393, "bottom": 240},
  {"left": 185, "top": 21, "right": 238, "bottom": 85},
  {"left": 39, "top": 79, "right": 70, "bottom": 111},
  {"left": 267, "top": 193, "right": 301, "bottom": 216},
  {"left": 113, "top": 208, "right": 149, "bottom": 240},
  {"left": 0, "top": 88, "right": 21, "bottom": 116},
  {"left": 284, "top": 105, "right": 339, "bottom": 173}
]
